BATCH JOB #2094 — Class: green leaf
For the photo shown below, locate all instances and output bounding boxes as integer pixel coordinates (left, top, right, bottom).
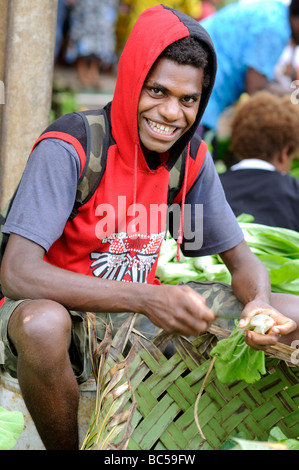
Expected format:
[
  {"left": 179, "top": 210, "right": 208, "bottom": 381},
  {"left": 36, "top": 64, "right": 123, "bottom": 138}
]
[
  {"left": 0, "top": 406, "right": 24, "bottom": 450},
  {"left": 269, "top": 426, "right": 289, "bottom": 442},
  {"left": 156, "top": 262, "right": 200, "bottom": 283},
  {"left": 230, "top": 437, "right": 288, "bottom": 450},
  {"left": 200, "top": 264, "right": 231, "bottom": 283},
  {"left": 281, "top": 439, "right": 299, "bottom": 450},
  {"left": 257, "top": 254, "right": 289, "bottom": 269},
  {"left": 268, "top": 260, "right": 299, "bottom": 285},
  {"left": 240, "top": 223, "right": 299, "bottom": 254},
  {"left": 193, "top": 254, "right": 218, "bottom": 271},
  {"left": 268, "top": 427, "right": 299, "bottom": 450},
  {"left": 210, "top": 322, "right": 266, "bottom": 384},
  {"left": 236, "top": 213, "right": 255, "bottom": 223}
]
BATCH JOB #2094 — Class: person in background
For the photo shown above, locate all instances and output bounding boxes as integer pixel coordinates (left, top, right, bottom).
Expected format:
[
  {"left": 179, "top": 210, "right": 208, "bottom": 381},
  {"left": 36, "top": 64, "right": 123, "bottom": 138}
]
[
  {"left": 65, "top": 0, "right": 119, "bottom": 89},
  {"left": 117, "top": 0, "right": 220, "bottom": 50},
  {"left": 199, "top": 0, "right": 299, "bottom": 138},
  {"left": 275, "top": 38, "right": 299, "bottom": 88},
  {"left": 219, "top": 91, "right": 299, "bottom": 231},
  {"left": 54, "top": 0, "right": 76, "bottom": 62}
]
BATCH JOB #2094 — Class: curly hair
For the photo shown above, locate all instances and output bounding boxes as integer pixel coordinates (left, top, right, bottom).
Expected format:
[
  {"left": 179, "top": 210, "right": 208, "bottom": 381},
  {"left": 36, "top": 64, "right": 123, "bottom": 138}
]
[
  {"left": 159, "top": 37, "right": 211, "bottom": 89},
  {"left": 230, "top": 91, "right": 299, "bottom": 161}
]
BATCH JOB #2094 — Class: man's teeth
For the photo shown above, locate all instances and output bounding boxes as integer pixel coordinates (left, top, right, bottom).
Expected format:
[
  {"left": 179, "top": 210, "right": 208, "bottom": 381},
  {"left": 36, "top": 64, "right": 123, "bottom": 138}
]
[{"left": 147, "top": 119, "right": 176, "bottom": 135}]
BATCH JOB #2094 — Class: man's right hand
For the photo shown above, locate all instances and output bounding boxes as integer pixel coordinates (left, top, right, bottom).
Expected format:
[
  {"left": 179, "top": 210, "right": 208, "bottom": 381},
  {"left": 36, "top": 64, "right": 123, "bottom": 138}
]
[{"left": 141, "top": 283, "right": 216, "bottom": 336}]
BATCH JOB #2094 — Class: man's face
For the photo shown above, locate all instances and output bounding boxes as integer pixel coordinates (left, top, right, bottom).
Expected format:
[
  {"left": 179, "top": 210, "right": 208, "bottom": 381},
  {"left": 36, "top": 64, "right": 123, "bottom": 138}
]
[{"left": 138, "top": 57, "right": 204, "bottom": 155}]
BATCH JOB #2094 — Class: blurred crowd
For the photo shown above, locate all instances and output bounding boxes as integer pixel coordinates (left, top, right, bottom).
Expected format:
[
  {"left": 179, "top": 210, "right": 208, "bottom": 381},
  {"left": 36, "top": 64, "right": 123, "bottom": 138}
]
[
  {"left": 54, "top": 0, "right": 223, "bottom": 89},
  {"left": 54, "top": 0, "right": 299, "bottom": 232}
]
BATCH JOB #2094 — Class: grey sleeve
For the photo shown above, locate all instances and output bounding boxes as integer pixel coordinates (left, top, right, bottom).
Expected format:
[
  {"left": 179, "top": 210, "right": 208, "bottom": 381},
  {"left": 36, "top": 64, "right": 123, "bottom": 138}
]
[
  {"left": 3, "top": 138, "right": 81, "bottom": 252},
  {"left": 178, "top": 150, "right": 244, "bottom": 256}
]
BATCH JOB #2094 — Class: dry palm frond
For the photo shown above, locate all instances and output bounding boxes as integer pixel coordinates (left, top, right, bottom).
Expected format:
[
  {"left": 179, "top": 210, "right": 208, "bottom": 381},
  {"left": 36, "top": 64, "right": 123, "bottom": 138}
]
[{"left": 81, "top": 314, "right": 137, "bottom": 450}]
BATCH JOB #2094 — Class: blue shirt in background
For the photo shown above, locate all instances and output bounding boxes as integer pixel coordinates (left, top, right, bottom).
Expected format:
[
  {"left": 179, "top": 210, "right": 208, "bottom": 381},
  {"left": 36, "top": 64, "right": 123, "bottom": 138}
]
[{"left": 200, "top": 1, "right": 291, "bottom": 130}]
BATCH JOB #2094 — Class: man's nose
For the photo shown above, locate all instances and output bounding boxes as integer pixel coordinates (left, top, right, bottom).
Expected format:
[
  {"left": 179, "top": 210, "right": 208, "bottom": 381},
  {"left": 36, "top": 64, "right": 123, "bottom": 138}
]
[{"left": 159, "top": 98, "right": 183, "bottom": 122}]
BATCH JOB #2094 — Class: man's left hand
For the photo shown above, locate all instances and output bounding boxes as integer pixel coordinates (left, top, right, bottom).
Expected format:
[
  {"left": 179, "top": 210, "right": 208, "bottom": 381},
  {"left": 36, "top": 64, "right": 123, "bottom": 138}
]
[{"left": 239, "top": 299, "right": 297, "bottom": 350}]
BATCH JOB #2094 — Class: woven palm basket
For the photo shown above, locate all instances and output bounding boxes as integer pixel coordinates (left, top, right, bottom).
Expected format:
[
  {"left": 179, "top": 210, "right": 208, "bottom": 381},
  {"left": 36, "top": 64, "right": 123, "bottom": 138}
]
[{"left": 81, "top": 314, "right": 299, "bottom": 451}]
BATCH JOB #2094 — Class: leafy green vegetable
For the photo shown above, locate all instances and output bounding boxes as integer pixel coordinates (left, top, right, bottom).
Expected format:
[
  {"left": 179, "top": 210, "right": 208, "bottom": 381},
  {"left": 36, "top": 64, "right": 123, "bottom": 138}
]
[
  {"left": 222, "top": 426, "right": 299, "bottom": 450},
  {"left": 210, "top": 321, "right": 266, "bottom": 384},
  {"left": 157, "top": 218, "right": 299, "bottom": 296},
  {"left": 0, "top": 406, "right": 24, "bottom": 450},
  {"left": 229, "top": 437, "right": 288, "bottom": 450},
  {"left": 268, "top": 427, "right": 299, "bottom": 450}
]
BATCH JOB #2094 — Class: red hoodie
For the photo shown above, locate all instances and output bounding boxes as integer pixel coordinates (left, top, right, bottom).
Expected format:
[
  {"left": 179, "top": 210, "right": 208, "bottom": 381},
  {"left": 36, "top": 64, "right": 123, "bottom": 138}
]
[{"left": 43, "top": 5, "right": 216, "bottom": 285}]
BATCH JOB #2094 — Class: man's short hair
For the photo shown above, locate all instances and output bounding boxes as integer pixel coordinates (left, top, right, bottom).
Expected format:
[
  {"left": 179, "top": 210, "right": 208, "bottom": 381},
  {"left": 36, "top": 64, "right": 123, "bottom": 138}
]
[{"left": 159, "top": 36, "right": 211, "bottom": 88}]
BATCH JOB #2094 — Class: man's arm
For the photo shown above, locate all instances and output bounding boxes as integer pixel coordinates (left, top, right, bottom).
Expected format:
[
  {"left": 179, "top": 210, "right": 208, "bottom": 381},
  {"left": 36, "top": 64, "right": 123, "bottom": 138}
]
[
  {"left": 245, "top": 67, "right": 292, "bottom": 96},
  {"left": 220, "top": 240, "right": 297, "bottom": 349},
  {"left": 1, "top": 233, "right": 216, "bottom": 337}
]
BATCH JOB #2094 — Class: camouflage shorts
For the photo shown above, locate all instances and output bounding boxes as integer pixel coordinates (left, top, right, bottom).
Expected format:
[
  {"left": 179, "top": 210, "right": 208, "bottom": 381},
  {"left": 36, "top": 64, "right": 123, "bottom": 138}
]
[{"left": 0, "top": 281, "right": 243, "bottom": 384}]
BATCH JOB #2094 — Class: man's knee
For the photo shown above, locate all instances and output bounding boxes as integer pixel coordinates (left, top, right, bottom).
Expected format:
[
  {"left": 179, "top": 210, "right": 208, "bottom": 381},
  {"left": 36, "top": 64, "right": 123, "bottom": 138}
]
[{"left": 8, "top": 299, "right": 72, "bottom": 355}]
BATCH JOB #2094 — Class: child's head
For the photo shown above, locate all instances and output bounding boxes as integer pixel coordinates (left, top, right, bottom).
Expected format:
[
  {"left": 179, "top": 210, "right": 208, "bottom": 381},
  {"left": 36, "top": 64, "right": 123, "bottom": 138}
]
[{"left": 231, "top": 91, "right": 299, "bottom": 169}]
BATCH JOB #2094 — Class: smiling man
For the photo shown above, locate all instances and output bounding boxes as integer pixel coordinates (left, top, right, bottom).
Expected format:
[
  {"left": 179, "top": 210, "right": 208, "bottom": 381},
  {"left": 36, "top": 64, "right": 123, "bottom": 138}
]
[{"left": 0, "top": 5, "right": 298, "bottom": 450}]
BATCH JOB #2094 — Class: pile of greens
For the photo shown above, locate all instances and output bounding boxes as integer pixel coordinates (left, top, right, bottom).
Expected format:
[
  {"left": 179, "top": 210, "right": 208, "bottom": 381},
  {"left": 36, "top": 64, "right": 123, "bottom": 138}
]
[{"left": 157, "top": 215, "right": 299, "bottom": 296}]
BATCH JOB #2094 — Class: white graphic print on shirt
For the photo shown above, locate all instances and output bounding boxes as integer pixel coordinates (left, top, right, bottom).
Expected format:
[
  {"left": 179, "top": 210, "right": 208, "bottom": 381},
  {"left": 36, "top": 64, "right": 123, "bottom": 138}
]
[{"left": 89, "top": 232, "right": 164, "bottom": 283}]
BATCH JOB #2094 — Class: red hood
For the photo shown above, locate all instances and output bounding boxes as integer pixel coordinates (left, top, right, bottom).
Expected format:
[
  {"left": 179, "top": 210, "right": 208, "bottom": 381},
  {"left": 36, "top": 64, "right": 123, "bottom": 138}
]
[{"left": 110, "top": 5, "right": 216, "bottom": 172}]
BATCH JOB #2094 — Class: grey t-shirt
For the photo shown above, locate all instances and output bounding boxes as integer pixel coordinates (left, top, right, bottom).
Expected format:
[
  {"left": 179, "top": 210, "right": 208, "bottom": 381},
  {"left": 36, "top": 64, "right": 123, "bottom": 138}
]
[{"left": 3, "top": 138, "right": 244, "bottom": 256}]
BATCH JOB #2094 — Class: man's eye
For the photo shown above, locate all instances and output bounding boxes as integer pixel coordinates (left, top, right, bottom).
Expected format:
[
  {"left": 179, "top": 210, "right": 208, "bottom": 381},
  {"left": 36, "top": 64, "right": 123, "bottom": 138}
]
[
  {"left": 150, "top": 87, "right": 163, "bottom": 96},
  {"left": 182, "top": 96, "right": 196, "bottom": 104}
]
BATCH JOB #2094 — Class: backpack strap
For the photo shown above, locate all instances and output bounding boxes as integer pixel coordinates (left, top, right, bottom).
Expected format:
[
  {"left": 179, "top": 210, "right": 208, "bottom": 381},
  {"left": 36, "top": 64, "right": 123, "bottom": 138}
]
[
  {"left": 167, "top": 136, "right": 207, "bottom": 206},
  {"left": 70, "top": 108, "right": 110, "bottom": 219},
  {"left": 32, "top": 131, "right": 87, "bottom": 179}
]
